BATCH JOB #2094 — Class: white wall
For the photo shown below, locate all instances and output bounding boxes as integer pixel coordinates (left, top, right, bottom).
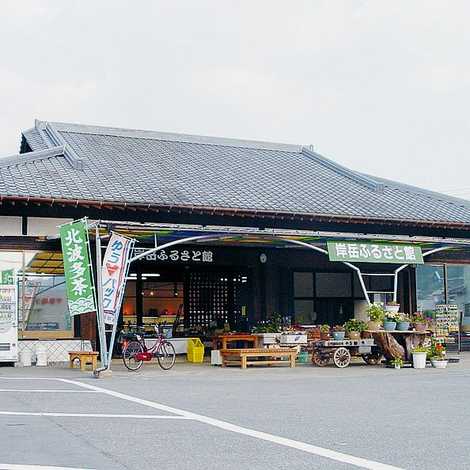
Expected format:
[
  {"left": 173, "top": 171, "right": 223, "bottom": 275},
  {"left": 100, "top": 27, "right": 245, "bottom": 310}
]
[
  {"left": 0, "top": 217, "right": 22, "bottom": 236},
  {"left": 27, "top": 217, "right": 73, "bottom": 237}
]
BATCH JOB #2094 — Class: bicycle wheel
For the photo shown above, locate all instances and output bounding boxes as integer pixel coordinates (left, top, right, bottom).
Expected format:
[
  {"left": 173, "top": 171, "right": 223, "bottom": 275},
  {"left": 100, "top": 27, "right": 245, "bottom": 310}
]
[
  {"left": 156, "top": 341, "right": 176, "bottom": 370},
  {"left": 122, "top": 340, "right": 144, "bottom": 371}
]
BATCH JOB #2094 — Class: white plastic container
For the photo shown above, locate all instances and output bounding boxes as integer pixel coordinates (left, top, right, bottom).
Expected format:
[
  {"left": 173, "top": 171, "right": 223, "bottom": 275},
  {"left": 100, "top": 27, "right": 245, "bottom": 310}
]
[
  {"left": 211, "top": 350, "right": 222, "bottom": 366},
  {"left": 412, "top": 352, "right": 427, "bottom": 369},
  {"left": 35, "top": 344, "right": 48, "bottom": 367},
  {"left": 20, "top": 349, "right": 32, "bottom": 367}
]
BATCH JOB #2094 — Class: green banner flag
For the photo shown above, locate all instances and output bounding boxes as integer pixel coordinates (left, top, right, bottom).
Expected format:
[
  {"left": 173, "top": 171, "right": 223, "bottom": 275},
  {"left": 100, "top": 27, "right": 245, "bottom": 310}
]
[
  {"left": 327, "top": 241, "right": 424, "bottom": 264},
  {"left": 60, "top": 220, "right": 96, "bottom": 316},
  {"left": 0, "top": 269, "right": 14, "bottom": 285}
]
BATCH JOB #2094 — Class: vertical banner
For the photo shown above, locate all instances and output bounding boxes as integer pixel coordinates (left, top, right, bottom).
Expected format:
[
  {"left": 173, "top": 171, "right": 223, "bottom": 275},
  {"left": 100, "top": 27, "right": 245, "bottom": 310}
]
[
  {"left": 102, "top": 233, "right": 133, "bottom": 325},
  {"left": 60, "top": 220, "right": 96, "bottom": 316}
]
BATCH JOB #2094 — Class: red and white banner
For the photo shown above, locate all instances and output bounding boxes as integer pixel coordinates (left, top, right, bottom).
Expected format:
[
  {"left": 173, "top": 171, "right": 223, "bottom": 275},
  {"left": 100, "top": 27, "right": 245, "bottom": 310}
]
[{"left": 101, "top": 233, "right": 133, "bottom": 325}]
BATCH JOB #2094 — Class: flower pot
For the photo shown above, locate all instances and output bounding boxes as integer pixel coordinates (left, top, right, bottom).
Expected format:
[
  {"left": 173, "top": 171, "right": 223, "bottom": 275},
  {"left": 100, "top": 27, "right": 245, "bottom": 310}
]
[
  {"left": 367, "top": 320, "right": 380, "bottom": 331},
  {"left": 396, "top": 321, "right": 410, "bottom": 331},
  {"left": 431, "top": 359, "right": 448, "bottom": 369},
  {"left": 332, "top": 331, "right": 345, "bottom": 340},
  {"left": 412, "top": 352, "right": 427, "bottom": 369},
  {"left": 383, "top": 321, "right": 397, "bottom": 331},
  {"left": 394, "top": 364, "right": 401, "bottom": 370},
  {"left": 320, "top": 332, "right": 330, "bottom": 340},
  {"left": 414, "top": 322, "right": 427, "bottom": 332},
  {"left": 347, "top": 331, "right": 361, "bottom": 340},
  {"left": 385, "top": 305, "right": 400, "bottom": 314}
]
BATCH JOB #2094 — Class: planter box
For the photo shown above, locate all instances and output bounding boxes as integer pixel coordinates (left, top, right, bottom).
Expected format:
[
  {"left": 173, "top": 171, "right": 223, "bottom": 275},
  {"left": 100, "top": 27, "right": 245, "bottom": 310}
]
[
  {"left": 255, "top": 333, "right": 281, "bottom": 345},
  {"left": 280, "top": 334, "right": 308, "bottom": 345}
]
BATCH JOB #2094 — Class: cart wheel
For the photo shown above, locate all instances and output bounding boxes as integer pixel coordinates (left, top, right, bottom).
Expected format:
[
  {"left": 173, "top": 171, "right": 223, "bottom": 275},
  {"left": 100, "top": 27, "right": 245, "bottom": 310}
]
[
  {"left": 362, "top": 353, "right": 383, "bottom": 365},
  {"left": 312, "top": 352, "right": 329, "bottom": 367},
  {"left": 333, "top": 347, "right": 351, "bottom": 368}
]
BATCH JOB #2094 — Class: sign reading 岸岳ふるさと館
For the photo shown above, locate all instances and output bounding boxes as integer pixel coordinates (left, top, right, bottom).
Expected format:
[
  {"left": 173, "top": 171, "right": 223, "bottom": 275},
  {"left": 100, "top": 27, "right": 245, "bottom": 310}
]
[
  {"left": 327, "top": 241, "right": 424, "bottom": 264},
  {"left": 60, "top": 220, "right": 96, "bottom": 316}
]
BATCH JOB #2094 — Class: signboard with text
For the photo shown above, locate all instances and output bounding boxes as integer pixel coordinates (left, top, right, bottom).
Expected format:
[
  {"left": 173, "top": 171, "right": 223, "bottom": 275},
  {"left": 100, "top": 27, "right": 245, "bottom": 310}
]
[
  {"left": 135, "top": 247, "right": 214, "bottom": 263},
  {"left": 60, "top": 220, "right": 96, "bottom": 316},
  {"left": 327, "top": 241, "right": 424, "bottom": 264},
  {"left": 0, "top": 269, "right": 14, "bottom": 285}
]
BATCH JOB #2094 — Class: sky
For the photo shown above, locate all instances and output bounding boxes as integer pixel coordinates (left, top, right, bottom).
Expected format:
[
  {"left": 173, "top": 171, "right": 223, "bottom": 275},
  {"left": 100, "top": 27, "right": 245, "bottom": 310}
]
[{"left": 1, "top": 0, "right": 470, "bottom": 199}]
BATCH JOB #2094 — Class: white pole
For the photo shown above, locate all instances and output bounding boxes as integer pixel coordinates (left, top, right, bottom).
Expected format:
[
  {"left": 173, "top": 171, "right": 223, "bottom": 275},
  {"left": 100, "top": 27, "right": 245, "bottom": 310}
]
[{"left": 95, "top": 227, "right": 108, "bottom": 369}]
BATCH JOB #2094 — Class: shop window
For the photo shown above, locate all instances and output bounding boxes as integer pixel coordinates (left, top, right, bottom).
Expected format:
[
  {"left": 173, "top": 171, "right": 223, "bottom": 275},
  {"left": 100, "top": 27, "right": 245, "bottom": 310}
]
[
  {"left": 446, "top": 265, "right": 470, "bottom": 317},
  {"left": 416, "top": 264, "right": 445, "bottom": 315},
  {"left": 315, "top": 273, "right": 351, "bottom": 298},
  {"left": 294, "top": 299, "right": 316, "bottom": 324},
  {"left": 20, "top": 274, "right": 71, "bottom": 336},
  {"left": 293, "top": 272, "right": 313, "bottom": 297}
]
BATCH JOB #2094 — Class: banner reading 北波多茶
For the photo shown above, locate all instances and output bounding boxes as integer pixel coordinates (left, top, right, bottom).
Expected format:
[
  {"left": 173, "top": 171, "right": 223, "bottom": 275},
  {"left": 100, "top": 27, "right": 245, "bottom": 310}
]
[
  {"left": 60, "top": 220, "right": 96, "bottom": 316},
  {"left": 327, "top": 241, "right": 424, "bottom": 264}
]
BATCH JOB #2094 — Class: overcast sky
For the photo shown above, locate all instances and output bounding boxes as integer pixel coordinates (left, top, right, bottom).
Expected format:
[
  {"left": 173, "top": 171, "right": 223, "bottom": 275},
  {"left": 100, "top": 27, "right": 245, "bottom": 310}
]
[{"left": 2, "top": 1, "right": 469, "bottom": 199}]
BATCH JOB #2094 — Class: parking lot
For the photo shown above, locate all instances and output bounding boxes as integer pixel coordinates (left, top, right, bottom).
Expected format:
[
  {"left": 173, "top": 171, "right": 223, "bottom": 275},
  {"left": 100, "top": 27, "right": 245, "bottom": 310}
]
[{"left": 1, "top": 356, "right": 470, "bottom": 470}]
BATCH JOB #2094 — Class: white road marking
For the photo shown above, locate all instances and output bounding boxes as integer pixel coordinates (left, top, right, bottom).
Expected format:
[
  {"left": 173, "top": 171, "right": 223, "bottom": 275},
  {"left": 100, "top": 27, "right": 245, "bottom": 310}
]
[
  {"left": 0, "top": 389, "right": 100, "bottom": 393},
  {"left": 0, "top": 465, "right": 94, "bottom": 470},
  {"left": 59, "top": 378, "right": 404, "bottom": 470},
  {"left": 0, "top": 411, "right": 190, "bottom": 420}
]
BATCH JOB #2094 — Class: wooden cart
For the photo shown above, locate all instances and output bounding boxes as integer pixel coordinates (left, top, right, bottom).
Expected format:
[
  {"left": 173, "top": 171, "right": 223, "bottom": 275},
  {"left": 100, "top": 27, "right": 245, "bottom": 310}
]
[{"left": 311, "top": 338, "right": 381, "bottom": 368}]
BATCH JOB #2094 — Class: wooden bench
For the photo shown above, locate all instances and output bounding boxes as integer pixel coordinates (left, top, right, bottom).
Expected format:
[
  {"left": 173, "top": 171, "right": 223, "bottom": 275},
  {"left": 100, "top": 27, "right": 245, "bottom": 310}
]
[
  {"left": 68, "top": 351, "right": 99, "bottom": 371},
  {"left": 220, "top": 348, "right": 297, "bottom": 369}
]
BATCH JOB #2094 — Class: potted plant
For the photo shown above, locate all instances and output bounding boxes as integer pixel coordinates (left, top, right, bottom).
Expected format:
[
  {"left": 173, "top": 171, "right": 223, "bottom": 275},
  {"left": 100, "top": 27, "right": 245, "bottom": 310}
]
[
  {"left": 430, "top": 341, "right": 448, "bottom": 369},
  {"left": 412, "top": 312, "right": 427, "bottom": 332},
  {"left": 320, "top": 324, "right": 330, "bottom": 340},
  {"left": 411, "top": 344, "right": 429, "bottom": 369},
  {"left": 385, "top": 301, "right": 400, "bottom": 314},
  {"left": 366, "top": 303, "right": 384, "bottom": 330},
  {"left": 391, "top": 357, "right": 404, "bottom": 369},
  {"left": 383, "top": 312, "right": 400, "bottom": 331},
  {"left": 396, "top": 313, "right": 411, "bottom": 331},
  {"left": 344, "top": 319, "right": 367, "bottom": 340},
  {"left": 332, "top": 325, "right": 345, "bottom": 341}
]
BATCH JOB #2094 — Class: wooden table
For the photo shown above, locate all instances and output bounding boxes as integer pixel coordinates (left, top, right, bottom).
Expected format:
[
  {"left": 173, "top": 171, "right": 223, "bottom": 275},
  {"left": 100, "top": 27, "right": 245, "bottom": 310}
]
[
  {"left": 214, "top": 334, "right": 260, "bottom": 350},
  {"left": 220, "top": 348, "right": 297, "bottom": 368},
  {"left": 363, "top": 330, "right": 429, "bottom": 361}
]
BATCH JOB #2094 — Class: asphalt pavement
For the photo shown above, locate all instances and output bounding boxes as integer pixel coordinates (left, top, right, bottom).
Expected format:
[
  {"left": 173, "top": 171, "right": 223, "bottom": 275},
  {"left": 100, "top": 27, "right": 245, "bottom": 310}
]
[{"left": 1, "top": 355, "right": 469, "bottom": 470}]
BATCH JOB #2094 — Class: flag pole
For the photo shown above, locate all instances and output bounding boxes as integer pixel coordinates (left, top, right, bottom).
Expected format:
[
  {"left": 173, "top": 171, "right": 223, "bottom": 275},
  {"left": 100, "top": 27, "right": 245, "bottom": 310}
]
[{"left": 95, "top": 225, "right": 108, "bottom": 369}]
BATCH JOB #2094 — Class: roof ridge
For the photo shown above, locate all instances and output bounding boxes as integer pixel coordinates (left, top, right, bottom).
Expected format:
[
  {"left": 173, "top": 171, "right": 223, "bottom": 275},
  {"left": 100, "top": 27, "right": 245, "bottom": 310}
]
[
  {"left": 34, "top": 120, "right": 303, "bottom": 153},
  {"left": 366, "top": 173, "right": 470, "bottom": 209},
  {"left": 0, "top": 146, "right": 65, "bottom": 169},
  {"left": 301, "top": 147, "right": 384, "bottom": 192}
]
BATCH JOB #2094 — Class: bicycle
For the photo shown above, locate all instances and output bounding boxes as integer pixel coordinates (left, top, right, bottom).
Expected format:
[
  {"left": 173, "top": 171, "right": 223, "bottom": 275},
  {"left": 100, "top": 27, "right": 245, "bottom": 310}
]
[{"left": 122, "top": 324, "right": 176, "bottom": 371}]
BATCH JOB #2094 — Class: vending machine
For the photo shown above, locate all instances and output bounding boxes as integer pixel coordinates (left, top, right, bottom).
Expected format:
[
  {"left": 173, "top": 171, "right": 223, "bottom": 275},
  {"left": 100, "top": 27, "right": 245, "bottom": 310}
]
[{"left": 0, "top": 271, "right": 18, "bottom": 363}]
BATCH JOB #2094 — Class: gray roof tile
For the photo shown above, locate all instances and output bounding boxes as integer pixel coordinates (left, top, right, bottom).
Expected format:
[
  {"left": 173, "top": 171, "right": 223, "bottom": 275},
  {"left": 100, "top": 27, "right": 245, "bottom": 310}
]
[{"left": 0, "top": 120, "right": 469, "bottom": 226}]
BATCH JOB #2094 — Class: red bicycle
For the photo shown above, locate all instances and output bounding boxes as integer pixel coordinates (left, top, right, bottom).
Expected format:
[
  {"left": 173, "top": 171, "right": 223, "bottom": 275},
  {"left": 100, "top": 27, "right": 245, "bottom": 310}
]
[{"left": 122, "top": 324, "right": 176, "bottom": 371}]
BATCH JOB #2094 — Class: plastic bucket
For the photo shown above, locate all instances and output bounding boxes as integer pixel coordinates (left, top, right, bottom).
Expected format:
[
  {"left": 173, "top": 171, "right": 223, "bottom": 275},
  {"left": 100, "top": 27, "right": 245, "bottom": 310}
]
[
  {"left": 412, "top": 352, "right": 427, "bottom": 369},
  {"left": 187, "top": 338, "right": 204, "bottom": 363}
]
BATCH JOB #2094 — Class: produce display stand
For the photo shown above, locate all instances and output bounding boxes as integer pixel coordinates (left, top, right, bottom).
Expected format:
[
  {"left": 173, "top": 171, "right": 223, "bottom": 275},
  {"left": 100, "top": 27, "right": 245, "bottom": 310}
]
[
  {"left": 311, "top": 338, "right": 380, "bottom": 368},
  {"left": 362, "top": 330, "right": 429, "bottom": 362}
]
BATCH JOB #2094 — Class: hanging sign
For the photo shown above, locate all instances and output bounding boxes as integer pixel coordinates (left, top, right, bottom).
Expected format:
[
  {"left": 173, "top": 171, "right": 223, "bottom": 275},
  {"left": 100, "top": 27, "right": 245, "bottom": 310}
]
[
  {"left": 0, "top": 269, "right": 14, "bottom": 285},
  {"left": 60, "top": 220, "right": 96, "bottom": 316},
  {"left": 135, "top": 247, "right": 214, "bottom": 263},
  {"left": 327, "top": 241, "right": 424, "bottom": 264},
  {"left": 102, "top": 233, "right": 133, "bottom": 325}
]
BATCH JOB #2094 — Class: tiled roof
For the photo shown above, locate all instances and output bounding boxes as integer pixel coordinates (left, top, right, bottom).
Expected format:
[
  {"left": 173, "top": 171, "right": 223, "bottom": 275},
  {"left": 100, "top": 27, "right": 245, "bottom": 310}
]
[{"left": 1, "top": 119, "right": 470, "bottom": 227}]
